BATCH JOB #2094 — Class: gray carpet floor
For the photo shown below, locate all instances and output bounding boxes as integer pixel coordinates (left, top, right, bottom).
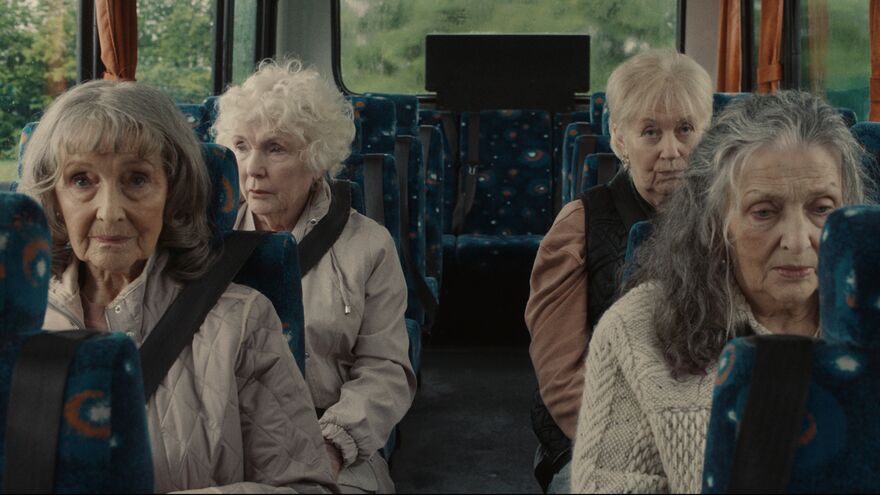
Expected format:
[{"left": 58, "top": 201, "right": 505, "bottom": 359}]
[{"left": 390, "top": 347, "right": 541, "bottom": 493}]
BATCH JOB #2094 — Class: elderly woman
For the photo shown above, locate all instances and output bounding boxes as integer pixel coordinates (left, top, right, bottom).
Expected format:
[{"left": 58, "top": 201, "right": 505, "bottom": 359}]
[
  {"left": 571, "top": 90, "right": 872, "bottom": 493},
  {"left": 213, "top": 60, "right": 417, "bottom": 494},
  {"left": 20, "top": 80, "right": 336, "bottom": 493},
  {"left": 525, "top": 49, "right": 713, "bottom": 492}
]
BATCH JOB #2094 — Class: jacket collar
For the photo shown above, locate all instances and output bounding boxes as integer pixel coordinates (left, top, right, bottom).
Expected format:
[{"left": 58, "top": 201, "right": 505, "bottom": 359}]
[{"left": 236, "top": 179, "right": 332, "bottom": 241}]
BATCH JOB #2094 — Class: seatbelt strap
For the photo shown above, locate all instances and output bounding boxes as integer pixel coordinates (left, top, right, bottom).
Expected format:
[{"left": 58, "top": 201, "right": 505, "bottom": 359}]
[
  {"left": 394, "top": 136, "right": 439, "bottom": 330},
  {"left": 298, "top": 180, "right": 351, "bottom": 276},
  {"left": 362, "top": 154, "right": 386, "bottom": 226},
  {"left": 729, "top": 336, "right": 815, "bottom": 494},
  {"left": 596, "top": 154, "right": 618, "bottom": 186},
  {"left": 419, "top": 126, "right": 434, "bottom": 178},
  {"left": 451, "top": 113, "right": 481, "bottom": 234},
  {"left": 139, "top": 230, "right": 269, "bottom": 400},
  {"left": 4, "top": 330, "right": 98, "bottom": 493},
  {"left": 439, "top": 113, "right": 459, "bottom": 175},
  {"left": 573, "top": 134, "right": 598, "bottom": 195}
]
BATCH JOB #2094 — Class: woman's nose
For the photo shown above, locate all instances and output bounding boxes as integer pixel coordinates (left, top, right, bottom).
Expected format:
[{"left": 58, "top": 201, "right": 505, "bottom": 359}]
[
  {"left": 95, "top": 184, "right": 126, "bottom": 222},
  {"left": 245, "top": 151, "right": 268, "bottom": 178},
  {"left": 779, "top": 212, "right": 814, "bottom": 253},
  {"left": 659, "top": 133, "right": 682, "bottom": 160}
]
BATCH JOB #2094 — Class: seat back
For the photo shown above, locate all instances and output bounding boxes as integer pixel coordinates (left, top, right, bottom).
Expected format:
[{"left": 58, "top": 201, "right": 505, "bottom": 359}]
[
  {"left": 703, "top": 205, "right": 880, "bottom": 493},
  {"left": 420, "top": 125, "right": 446, "bottom": 283},
  {"left": 581, "top": 153, "right": 620, "bottom": 191},
  {"left": 459, "top": 110, "right": 554, "bottom": 236},
  {"left": 419, "top": 110, "right": 459, "bottom": 234},
  {"left": 0, "top": 193, "right": 154, "bottom": 493},
  {"left": 349, "top": 96, "right": 397, "bottom": 155},
  {"left": 621, "top": 221, "right": 653, "bottom": 286},
  {"left": 201, "top": 143, "right": 308, "bottom": 373},
  {"left": 560, "top": 122, "right": 595, "bottom": 205}
]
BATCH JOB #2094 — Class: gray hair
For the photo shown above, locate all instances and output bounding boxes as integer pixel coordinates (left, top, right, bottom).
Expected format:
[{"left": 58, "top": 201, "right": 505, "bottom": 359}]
[
  {"left": 19, "top": 79, "right": 216, "bottom": 281},
  {"left": 624, "top": 90, "right": 873, "bottom": 378},
  {"left": 212, "top": 59, "right": 356, "bottom": 177},
  {"left": 606, "top": 48, "right": 714, "bottom": 160}
]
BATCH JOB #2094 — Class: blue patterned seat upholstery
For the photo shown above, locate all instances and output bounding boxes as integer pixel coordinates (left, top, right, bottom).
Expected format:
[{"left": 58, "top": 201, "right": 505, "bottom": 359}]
[
  {"left": 338, "top": 154, "right": 402, "bottom": 247},
  {"left": 713, "top": 92, "right": 750, "bottom": 114},
  {"left": 703, "top": 205, "right": 880, "bottom": 493},
  {"left": 850, "top": 122, "right": 880, "bottom": 189},
  {"left": 420, "top": 125, "right": 446, "bottom": 284},
  {"left": 566, "top": 134, "right": 612, "bottom": 203},
  {"left": 621, "top": 221, "right": 653, "bottom": 286},
  {"left": 590, "top": 92, "right": 606, "bottom": 129},
  {"left": 419, "top": 110, "right": 459, "bottom": 236},
  {"left": 200, "top": 143, "right": 307, "bottom": 373},
  {"left": 559, "top": 122, "right": 595, "bottom": 205},
  {"left": 0, "top": 192, "right": 154, "bottom": 493},
  {"left": 348, "top": 96, "right": 397, "bottom": 155},
  {"left": 581, "top": 153, "right": 621, "bottom": 192}
]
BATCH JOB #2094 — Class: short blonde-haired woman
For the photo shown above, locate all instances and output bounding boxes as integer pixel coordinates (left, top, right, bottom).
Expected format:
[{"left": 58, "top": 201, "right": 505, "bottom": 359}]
[
  {"left": 214, "top": 60, "right": 417, "bottom": 494},
  {"left": 525, "top": 48, "right": 713, "bottom": 493},
  {"left": 21, "top": 80, "right": 336, "bottom": 493}
]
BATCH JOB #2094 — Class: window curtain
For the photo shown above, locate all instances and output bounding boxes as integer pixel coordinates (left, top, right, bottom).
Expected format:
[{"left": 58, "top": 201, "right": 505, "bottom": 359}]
[
  {"left": 717, "top": 0, "right": 742, "bottom": 92},
  {"left": 805, "top": 0, "right": 828, "bottom": 95},
  {"left": 96, "top": 0, "right": 137, "bottom": 81},
  {"left": 757, "top": 0, "right": 784, "bottom": 93},
  {"left": 871, "top": 0, "right": 880, "bottom": 121}
]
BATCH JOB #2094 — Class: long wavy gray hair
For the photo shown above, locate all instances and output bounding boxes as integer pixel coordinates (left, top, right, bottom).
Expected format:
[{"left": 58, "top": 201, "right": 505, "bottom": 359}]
[{"left": 624, "top": 90, "right": 873, "bottom": 377}]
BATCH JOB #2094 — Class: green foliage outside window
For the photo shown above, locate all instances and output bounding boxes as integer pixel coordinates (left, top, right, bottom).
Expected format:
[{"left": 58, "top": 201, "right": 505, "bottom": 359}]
[{"left": 339, "top": 0, "right": 677, "bottom": 94}]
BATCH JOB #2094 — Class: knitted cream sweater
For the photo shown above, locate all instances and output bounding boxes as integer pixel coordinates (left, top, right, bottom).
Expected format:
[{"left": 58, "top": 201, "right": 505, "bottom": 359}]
[{"left": 572, "top": 283, "right": 771, "bottom": 493}]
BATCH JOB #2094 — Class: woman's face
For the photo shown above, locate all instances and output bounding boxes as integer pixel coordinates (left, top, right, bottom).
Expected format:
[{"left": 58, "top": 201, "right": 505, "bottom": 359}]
[
  {"left": 727, "top": 145, "right": 843, "bottom": 314},
  {"left": 230, "top": 125, "right": 321, "bottom": 223},
  {"left": 54, "top": 151, "right": 168, "bottom": 277},
  {"left": 617, "top": 108, "right": 701, "bottom": 208}
]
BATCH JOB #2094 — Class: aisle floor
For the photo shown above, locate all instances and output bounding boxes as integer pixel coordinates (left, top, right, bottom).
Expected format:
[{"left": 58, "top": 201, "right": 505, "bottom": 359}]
[{"left": 390, "top": 347, "right": 540, "bottom": 493}]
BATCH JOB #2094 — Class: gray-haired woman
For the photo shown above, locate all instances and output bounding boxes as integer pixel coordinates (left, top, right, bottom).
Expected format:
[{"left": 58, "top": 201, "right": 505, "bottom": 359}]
[
  {"left": 571, "top": 91, "right": 873, "bottom": 493},
  {"left": 20, "top": 80, "right": 336, "bottom": 493}
]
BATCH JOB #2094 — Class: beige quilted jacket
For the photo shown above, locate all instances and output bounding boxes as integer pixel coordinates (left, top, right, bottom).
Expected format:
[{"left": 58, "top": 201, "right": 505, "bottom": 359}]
[
  {"left": 43, "top": 253, "right": 338, "bottom": 494},
  {"left": 236, "top": 180, "right": 416, "bottom": 488}
]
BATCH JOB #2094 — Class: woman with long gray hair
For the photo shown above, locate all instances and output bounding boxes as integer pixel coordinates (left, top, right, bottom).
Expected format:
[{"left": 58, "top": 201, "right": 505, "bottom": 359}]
[{"left": 571, "top": 90, "right": 873, "bottom": 493}]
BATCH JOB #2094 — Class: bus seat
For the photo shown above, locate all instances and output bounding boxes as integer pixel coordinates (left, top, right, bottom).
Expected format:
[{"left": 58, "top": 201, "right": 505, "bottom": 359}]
[
  {"left": 200, "top": 143, "right": 308, "bottom": 373},
  {"left": 560, "top": 122, "right": 595, "bottom": 206},
  {"left": 581, "top": 153, "right": 621, "bottom": 192},
  {"left": 339, "top": 154, "right": 402, "bottom": 249},
  {"left": 567, "top": 133, "right": 612, "bottom": 203},
  {"left": 702, "top": 205, "right": 880, "bottom": 493},
  {"left": 420, "top": 125, "right": 447, "bottom": 286},
  {"left": 552, "top": 112, "right": 593, "bottom": 211},
  {"left": 349, "top": 96, "right": 398, "bottom": 155},
  {"left": 590, "top": 92, "right": 606, "bottom": 128},
  {"left": 0, "top": 192, "right": 154, "bottom": 492},
  {"left": 350, "top": 179, "right": 366, "bottom": 215},
  {"left": 419, "top": 110, "right": 460, "bottom": 240},
  {"left": 849, "top": 122, "right": 880, "bottom": 187},
  {"left": 178, "top": 103, "right": 211, "bottom": 142},
  {"left": 621, "top": 220, "right": 653, "bottom": 286},
  {"left": 713, "top": 92, "right": 749, "bottom": 114}
]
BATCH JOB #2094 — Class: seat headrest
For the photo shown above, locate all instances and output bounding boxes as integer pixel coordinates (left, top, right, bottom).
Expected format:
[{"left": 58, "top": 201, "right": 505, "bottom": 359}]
[
  {"left": 819, "top": 205, "right": 880, "bottom": 347},
  {"left": 348, "top": 96, "right": 398, "bottom": 154},
  {"left": 201, "top": 143, "right": 240, "bottom": 241},
  {"left": 367, "top": 93, "right": 419, "bottom": 136},
  {"left": 0, "top": 193, "right": 52, "bottom": 337}
]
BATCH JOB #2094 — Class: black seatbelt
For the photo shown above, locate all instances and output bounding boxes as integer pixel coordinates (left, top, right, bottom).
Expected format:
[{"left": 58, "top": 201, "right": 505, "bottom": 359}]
[
  {"left": 298, "top": 180, "right": 351, "bottom": 276},
  {"left": 418, "top": 126, "right": 434, "bottom": 178},
  {"left": 139, "top": 230, "right": 269, "bottom": 400},
  {"left": 729, "top": 335, "right": 815, "bottom": 494},
  {"left": 451, "top": 113, "right": 481, "bottom": 234},
  {"left": 394, "top": 136, "right": 439, "bottom": 330},
  {"left": 363, "top": 154, "right": 386, "bottom": 226},
  {"left": 4, "top": 330, "right": 98, "bottom": 493}
]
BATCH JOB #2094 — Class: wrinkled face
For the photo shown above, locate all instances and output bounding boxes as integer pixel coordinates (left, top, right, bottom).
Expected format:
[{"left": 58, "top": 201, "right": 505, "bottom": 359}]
[
  {"left": 617, "top": 108, "right": 701, "bottom": 208},
  {"left": 728, "top": 145, "right": 843, "bottom": 313},
  {"left": 55, "top": 152, "right": 168, "bottom": 276},
  {"left": 229, "top": 125, "right": 321, "bottom": 218}
]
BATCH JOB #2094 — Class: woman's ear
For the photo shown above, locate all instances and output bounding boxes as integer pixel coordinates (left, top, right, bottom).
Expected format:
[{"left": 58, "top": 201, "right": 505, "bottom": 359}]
[{"left": 611, "top": 122, "right": 628, "bottom": 163}]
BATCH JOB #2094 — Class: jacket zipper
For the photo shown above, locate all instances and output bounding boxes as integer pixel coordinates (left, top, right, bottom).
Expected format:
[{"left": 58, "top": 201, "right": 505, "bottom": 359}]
[{"left": 47, "top": 300, "right": 86, "bottom": 330}]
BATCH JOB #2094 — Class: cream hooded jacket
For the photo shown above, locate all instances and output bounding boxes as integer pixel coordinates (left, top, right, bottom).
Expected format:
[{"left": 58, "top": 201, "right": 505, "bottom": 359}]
[
  {"left": 43, "top": 253, "right": 337, "bottom": 494},
  {"left": 235, "top": 180, "right": 417, "bottom": 472}
]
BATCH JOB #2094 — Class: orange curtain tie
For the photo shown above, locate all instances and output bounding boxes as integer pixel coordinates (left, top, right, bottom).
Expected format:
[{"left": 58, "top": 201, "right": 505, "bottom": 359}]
[{"left": 757, "top": 63, "right": 784, "bottom": 85}]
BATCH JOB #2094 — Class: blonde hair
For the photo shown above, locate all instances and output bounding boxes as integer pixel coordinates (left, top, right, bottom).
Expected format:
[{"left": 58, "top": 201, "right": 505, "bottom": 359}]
[
  {"left": 606, "top": 49, "right": 713, "bottom": 159},
  {"left": 19, "top": 79, "right": 215, "bottom": 281},
  {"left": 212, "top": 59, "right": 356, "bottom": 177}
]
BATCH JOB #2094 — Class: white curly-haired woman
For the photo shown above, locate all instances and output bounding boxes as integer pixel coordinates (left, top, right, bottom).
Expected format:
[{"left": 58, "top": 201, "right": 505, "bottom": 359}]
[{"left": 213, "top": 60, "right": 416, "bottom": 494}]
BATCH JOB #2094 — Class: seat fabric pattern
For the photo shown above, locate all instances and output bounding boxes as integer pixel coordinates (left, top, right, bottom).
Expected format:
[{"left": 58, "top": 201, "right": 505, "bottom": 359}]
[
  {"left": 202, "top": 143, "right": 241, "bottom": 246},
  {"left": 567, "top": 135, "right": 612, "bottom": 203},
  {"left": 581, "top": 153, "right": 621, "bottom": 192},
  {"left": 419, "top": 110, "right": 459, "bottom": 234},
  {"left": 368, "top": 93, "right": 419, "bottom": 137},
  {"left": 459, "top": 110, "right": 554, "bottom": 236},
  {"left": 0, "top": 193, "right": 52, "bottom": 337},
  {"left": 702, "top": 205, "right": 880, "bottom": 493},
  {"left": 622, "top": 220, "right": 653, "bottom": 286},
  {"left": 455, "top": 234, "right": 543, "bottom": 272},
  {"left": 0, "top": 193, "right": 153, "bottom": 492},
  {"left": 339, "top": 154, "right": 402, "bottom": 246},
  {"left": 590, "top": 92, "right": 606, "bottom": 128},
  {"left": 559, "top": 122, "right": 596, "bottom": 206},
  {"left": 421, "top": 126, "right": 446, "bottom": 283},
  {"left": 712, "top": 92, "right": 749, "bottom": 115},
  {"left": 348, "top": 96, "right": 397, "bottom": 155}
]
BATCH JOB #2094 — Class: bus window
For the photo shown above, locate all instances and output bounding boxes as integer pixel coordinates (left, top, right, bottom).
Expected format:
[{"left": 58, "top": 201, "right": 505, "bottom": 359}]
[
  {"left": 138, "top": 0, "right": 215, "bottom": 103},
  {"left": 232, "top": 1, "right": 258, "bottom": 85},
  {"left": 339, "top": 0, "right": 678, "bottom": 95},
  {"left": 799, "top": 0, "right": 869, "bottom": 121},
  {"left": 0, "top": 0, "right": 77, "bottom": 181}
]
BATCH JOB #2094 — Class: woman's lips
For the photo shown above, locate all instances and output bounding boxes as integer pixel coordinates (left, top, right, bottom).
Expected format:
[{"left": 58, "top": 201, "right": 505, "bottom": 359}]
[
  {"left": 249, "top": 189, "right": 273, "bottom": 196},
  {"left": 92, "top": 236, "right": 131, "bottom": 245},
  {"left": 774, "top": 266, "right": 814, "bottom": 280}
]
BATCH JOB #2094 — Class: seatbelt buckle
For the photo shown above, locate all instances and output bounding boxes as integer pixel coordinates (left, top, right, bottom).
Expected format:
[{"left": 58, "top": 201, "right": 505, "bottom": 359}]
[{"left": 467, "top": 164, "right": 479, "bottom": 175}]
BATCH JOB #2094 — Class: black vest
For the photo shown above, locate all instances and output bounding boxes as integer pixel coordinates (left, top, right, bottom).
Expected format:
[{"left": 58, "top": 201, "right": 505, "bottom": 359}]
[{"left": 582, "top": 171, "right": 654, "bottom": 329}]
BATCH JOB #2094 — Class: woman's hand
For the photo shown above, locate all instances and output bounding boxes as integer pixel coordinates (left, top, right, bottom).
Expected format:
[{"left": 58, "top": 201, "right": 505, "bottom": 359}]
[{"left": 324, "top": 441, "right": 344, "bottom": 479}]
